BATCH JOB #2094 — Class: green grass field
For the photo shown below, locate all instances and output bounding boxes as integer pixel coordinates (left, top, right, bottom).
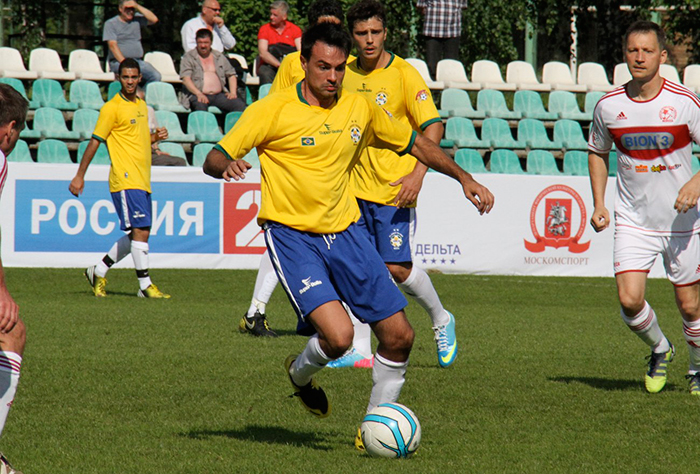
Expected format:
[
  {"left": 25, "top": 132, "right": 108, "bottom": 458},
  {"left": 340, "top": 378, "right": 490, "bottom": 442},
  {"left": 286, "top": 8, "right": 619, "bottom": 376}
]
[{"left": 3, "top": 268, "right": 698, "bottom": 473}]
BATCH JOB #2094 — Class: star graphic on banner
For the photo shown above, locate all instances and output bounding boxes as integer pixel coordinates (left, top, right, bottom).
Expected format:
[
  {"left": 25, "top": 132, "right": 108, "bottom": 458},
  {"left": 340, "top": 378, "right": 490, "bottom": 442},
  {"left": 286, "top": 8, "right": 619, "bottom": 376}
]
[
  {"left": 431, "top": 258, "right": 437, "bottom": 264},
  {"left": 422, "top": 258, "right": 427, "bottom": 264},
  {"left": 450, "top": 259, "right": 456, "bottom": 264},
  {"left": 440, "top": 258, "right": 446, "bottom": 264}
]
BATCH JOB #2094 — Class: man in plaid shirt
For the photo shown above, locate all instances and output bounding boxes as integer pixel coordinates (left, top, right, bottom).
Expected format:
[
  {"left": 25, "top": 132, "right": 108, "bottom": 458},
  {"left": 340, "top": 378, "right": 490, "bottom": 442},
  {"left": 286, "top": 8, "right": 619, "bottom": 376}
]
[{"left": 416, "top": 0, "right": 467, "bottom": 77}]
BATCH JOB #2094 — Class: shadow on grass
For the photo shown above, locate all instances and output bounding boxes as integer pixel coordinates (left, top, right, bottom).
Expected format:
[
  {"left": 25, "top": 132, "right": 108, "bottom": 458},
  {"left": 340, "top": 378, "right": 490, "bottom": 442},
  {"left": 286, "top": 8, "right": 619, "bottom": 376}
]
[
  {"left": 182, "top": 425, "right": 333, "bottom": 450},
  {"left": 549, "top": 376, "right": 680, "bottom": 392}
]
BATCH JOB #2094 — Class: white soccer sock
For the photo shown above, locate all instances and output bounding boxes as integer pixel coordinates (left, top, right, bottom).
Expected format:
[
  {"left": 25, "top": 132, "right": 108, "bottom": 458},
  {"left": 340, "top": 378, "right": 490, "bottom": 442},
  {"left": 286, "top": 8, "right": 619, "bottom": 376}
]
[
  {"left": 130, "top": 240, "right": 152, "bottom": 291},
  {"left": 290, "top": 334, "right": 331, "bottom": 386},
  {"left": 398, "top": 266, "right": 449, "bottom": 327},
  {"left": 0, "top": 351, "right": 21, "bottom": 437},
  {"left": 344, "top": 304, "right": 372, "bottom": 358},
  {"left": 620, "top": 301, "right": 670, "bottom": 353},
  {"left": 683, "top": 318, "right": 700, "bottom": 373},
  {"left": 247, "top": 252, "right": 279, "bottom": 317},
  {"left": 95, "top": 235, "right": 131, "bottom": 278},
  {"left": 367, "top": 353, "right": 407, "bottom": 413}
]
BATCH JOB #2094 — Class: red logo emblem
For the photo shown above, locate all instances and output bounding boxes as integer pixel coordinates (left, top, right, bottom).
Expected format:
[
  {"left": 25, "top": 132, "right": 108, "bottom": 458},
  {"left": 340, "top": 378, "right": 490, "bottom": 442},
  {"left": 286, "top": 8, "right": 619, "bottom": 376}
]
[
  {"left": 616, "top": 111, "right": 627, "bottom": 120},
  {"left": 659, "top": 106, "right": 677, "bottom": 123},
  {"left": 222, "top": 183, "right": 267, "bottom": 254},
  {"left": 524, "top": 185, "right": 590, "bottom": 253}
]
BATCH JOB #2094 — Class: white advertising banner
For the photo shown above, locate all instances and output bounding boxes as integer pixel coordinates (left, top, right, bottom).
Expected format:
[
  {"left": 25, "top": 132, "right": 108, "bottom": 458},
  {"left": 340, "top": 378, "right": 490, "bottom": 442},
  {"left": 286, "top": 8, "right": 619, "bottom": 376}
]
[{"left": 0, "top": 163, "right": 666, "bottom": 278}]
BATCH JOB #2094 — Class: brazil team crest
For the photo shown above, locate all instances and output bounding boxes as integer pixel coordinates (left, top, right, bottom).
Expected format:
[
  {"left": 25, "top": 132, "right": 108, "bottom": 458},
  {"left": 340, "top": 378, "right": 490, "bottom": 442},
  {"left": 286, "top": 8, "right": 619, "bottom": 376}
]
[
  {"left": 375, "top": 91, "right": 388, "bottom": 106},
  {"left": 416, "top": 90, "right": 428, "bottom": 102},
  {"left": 389, "top": 229, "right": 404, "bottom": 250},
  {"left": 350, "top": 125, "right": 362, "bottom": 144}
]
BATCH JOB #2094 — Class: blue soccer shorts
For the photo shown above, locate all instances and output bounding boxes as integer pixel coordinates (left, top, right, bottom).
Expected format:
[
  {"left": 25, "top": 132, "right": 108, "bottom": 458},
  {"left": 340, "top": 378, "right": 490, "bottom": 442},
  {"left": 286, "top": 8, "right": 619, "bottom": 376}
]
[
  {"left": 111, "top": 189, "right": 152, "bottom": 231},
  {"left": 356, "top": 198, "right": 415, "bottom": 264}
]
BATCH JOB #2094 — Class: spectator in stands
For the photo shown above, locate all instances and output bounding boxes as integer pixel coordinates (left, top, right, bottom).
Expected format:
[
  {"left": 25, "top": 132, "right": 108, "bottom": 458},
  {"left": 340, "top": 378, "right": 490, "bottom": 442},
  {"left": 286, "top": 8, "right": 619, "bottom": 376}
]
[
  {"left": 181, "top": 0, "right": 236, "bottom": 53},
  {"left": 180, "top": 29, "right": 246, "bottom": 113},
  {"left": 416, "top": 0, "right": 467, "bottom": 78},
  {"left": 136, "top": 88, "right": 187, "bottom": 166},
  {"left": 257, "top": 0, "right": 302, "bottom": 84},
  {"left": 104, "top": 0, "right": 162, "bottom": 85}
]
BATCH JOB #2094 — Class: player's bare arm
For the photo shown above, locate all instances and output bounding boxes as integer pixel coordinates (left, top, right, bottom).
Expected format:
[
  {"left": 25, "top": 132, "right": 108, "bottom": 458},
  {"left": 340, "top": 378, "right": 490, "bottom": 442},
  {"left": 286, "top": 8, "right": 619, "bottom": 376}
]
[
  {"left": 203, "top": 148, "right": 252, "bottom": 181},
  {"left": 588, "top": 151, "right": 610, "bottom": 232},
  {"left": 675, "top": 172, "right": 700, "bottom": 214},
  {"left": 69, "top": 137, "right": 100, "bottom": 196}
]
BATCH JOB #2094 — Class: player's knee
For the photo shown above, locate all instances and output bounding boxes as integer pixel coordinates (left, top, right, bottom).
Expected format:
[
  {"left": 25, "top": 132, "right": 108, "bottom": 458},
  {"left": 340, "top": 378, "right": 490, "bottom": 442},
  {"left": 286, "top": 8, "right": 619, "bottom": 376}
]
[
  {"left": 1, "top": 318, "right": 26, "bottom": 356},
  {"left": 387, "top": 263, "right": 412, "bottom": 284},
  {"left": 678, "top": 298, "right": 700, "bottom": 320},
  {"left": 618, "top": 291, "right": 645, "bottom": 316},
  {"left": 324, "top": 330, "right": 354, "bottom": 359}
]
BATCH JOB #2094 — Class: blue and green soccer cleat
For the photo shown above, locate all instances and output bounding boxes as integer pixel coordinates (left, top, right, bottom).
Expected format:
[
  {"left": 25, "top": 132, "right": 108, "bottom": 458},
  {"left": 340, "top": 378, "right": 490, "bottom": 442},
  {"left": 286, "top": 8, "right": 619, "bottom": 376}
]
[
  {"left": 644, "top": 343, "right": 674, "bottom": 393},
  {"left": 433, "top": 311, "right": 458, "bottom": 368}
]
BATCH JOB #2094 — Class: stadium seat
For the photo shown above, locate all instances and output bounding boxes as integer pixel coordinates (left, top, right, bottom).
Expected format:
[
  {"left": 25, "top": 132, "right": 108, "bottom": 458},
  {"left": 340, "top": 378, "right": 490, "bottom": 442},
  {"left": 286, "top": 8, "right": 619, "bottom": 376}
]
[
  {"left": 526, "top": 150, "right": 561, "bottom": 175},
  {"left": 144, "top": 51, "right": 182, "bottom": 83},
  {"left": 19, "top": 120, "right": 42, "bottom": 140},
  {"left": 444, "top": 117, "right": 490, "bottom": 148},
  {"left": 470, "top": 60, "right": 516, "bottom": 91},
  {"left": 563, "top": 150, "right": 588, "bottom": 176},
  {"left": 243, "top": 147, "right": 260, "bottom": 168},
  {"left": 72, "top": 108, "right": 99, "bottom": 139},
  {"left": 245, "top": 86, "right": 254, "bottom": 105},
  {"left": 660, "top": 64, "right": 681, "bottom": 83},
  {"left": 246, "top": 58, "right": 261, "bottom": 86},
  {"left": 613, "top": 63, "right": 632, "bottom": 86},
  {"left": 489, "top": 149, "right": 524, "bottom": 174},
  {"left": 693, "top": 156, "right": 700, "bottom": 175},
  {"left": 208, "top": 106, "right": 223, "bottom": 114},
  {"left": 436, "top": 60, "right": 481, "bottom": 91},
  {"left": 157, "top": 142, "right": 187, "bottom": 161},
  {"left": 32, "top": 79, "right": 79, "bottom": 110},
  {"left": 228, "top": 53, "right": 249, "bottom": 71},
  {"left": 69, "top": 80, "right": 105, "bottom": 110},
  {"left": 224, "top": 111, "right": 243, "bottom": 133},
  {"left": 584, "top": 91, "right": 605, "bottom": 114},
  {"left": 145, "top": 82, "right": 187, "bottom": 112},
  {"left": 542, "top": 61, "right": 587, "bottom": 93},
  {"left": 0, "top": 47, "right": 38, "bottom": 79},
  {"left": 405, "top": 57, "right": 445, "bottom": 90},
  {"left": 107, "top": 81, "right": 122, "bottom": 100},
  {"left": 33, "top": 107, "right": 81, "bottom": 140},
  {"left": 28, "top": 48, "right": 76, "bottom": 80},
  {"left": 68, "top": 49, "right": 115, "bottom": 82},
  {"left": 258, "top": 83, "right": 272, "bottom": 100},
  {"left": 187, "top": 111, "right": 224, "bottom": 142},
  {"left": 439, "top": 89, "right": 485, "bottom": 119},
  {"left": 481, "top": 118, "right": 526, "bottom": 149},
  {"left": 518, "top": 119, "right": 563, "bottom": 150},
  {"left": 77, "top": 139, "right": 110, "bottom": 164},
  {"left": 192, "top": 143, "right": 215, "bottom": 167},
  {"left": 454, "top": 149, "right": 488, "bottom": 173},
  {"left": 476, "top": 89, "right": 522, "bottom": 119},
  {"left": 506, "top": 61, "right": 551, "bottom": 92},
  {"left": 683, "top": 64, "right": 700, "bottom": 93},
  {"left": 155, "top": 110, "right": 195, "bottom": 142},
  {"left": 608, "top": 151, "right": 617, "bottom": 176},
  {"left": 548, "top": 91, "right": 590, "bottom": 121},
  {"left": 577, "top": 62, "right": 615, "bottom": 92},
  {"left": 553, "top": 119, "right": 587, "bottom": 150},
  {"left": 37, "top": 139, "right": 73, "bottom": 163},
  {"left": 0, "top": 77, "right": 40, "bottom": 108},
  {"left": 7, "top": 140, "right": 32, "bottom": 162},
  {"left": 513, "top": 90, "right": 558, "bottom": 120}
]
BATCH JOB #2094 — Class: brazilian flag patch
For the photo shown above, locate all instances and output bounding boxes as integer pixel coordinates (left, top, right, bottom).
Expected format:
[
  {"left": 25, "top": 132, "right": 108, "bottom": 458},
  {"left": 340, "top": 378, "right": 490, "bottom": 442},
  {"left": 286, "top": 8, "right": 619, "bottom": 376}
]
[{"left": 301, "top": 137, "right": 315, "bottom": 146}]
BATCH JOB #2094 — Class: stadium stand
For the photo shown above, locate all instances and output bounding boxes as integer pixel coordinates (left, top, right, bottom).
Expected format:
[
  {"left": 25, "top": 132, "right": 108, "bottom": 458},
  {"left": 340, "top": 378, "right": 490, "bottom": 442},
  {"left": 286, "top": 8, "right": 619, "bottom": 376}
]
[
  {"left": 476, "top": 89, "right": 522, "bottom": 119},
  {"left": 32, "top": 79, "right": 79, "bottom": 110},
  {"left": 144, "top": 52, "right": 182, "bottom": 83},
  {"left": 608, "top": 151, "right": 617, "bottom": 176},
  {"left": 454, "top": 148, "right": 488, "bottom": 173},
  {"left": 683, "top": 64, "right": 700, "bottom": 93},
  {"left": 155, "top": 110, "right": 195, "bottom": 142},
  {"left": 69, "top": 80, "right": 106, "bottom": 110},
  {"left": 506, "top": 61, "right": 551, "bottom": 92},
  {"left": 224, "top": 111, "right": 243, "bottom": 133},
  {"left": 245, "top": 57, "right": 261, "bottom": 86},
  {"left": 187, "top": 111, "right": 224, "bottom": 142},
  {"left": 107, "top": 81, "right": 122, "bottom": 100},
  {"left": 613, "top": 63, "right": 631, "bottom": 86},
  {"left": 553, "top": 119, "right": 588, "bottom": 150},
  {"left": 157, "top": 142, "right": 187, "bottom": 161},
  {"left": 518, "top": 119, "right": 563, "bottom": 150},
  {"left": 145, "top": 82, "right": 188, "bottom": 112},
  {"left": 660, "top": 64, "right": 681, "bottom": 83},
  {"left": 68, "top": 49, "right": 116, "bottom": 82},
  {"left": 192, "top": 142, "right": 215, "bottom": 167},
  {"left": 7, "top": 139, "right": 32, "bottom": 162},
  {"left": 470, "top": 60, "right": 516, "bottom": 91},
  {"left": 526, "top": 149, "right": 561, "bottom": 175},
  {"left": 405, "top": 57, "right": 445, "bottom": 90},
  {"left": 563, "top": 150, "right": 588, "bottom": 176},
  {"left": 77, "top": 140, "right": 111, "bottom": 164},
  {"left": 37, "top": 139, "right": 73, "bottom": 163},
  {"left": 258, "top": 83, "right": 272, "bottom": 100},
  {"left": 444, "top": 117, "right": 490, "bottom": 149},
  {"left": 435, "top": 59, "right": 481, "bottom": 91},
  {"left": 0, "top": 47, "right": 38, "bottom": 79},
  {"left": 548, "top": 90, "right": 591, "bottom": 121},
  {"left": 490, "top": 149, "right": 525, "bottom": 174},
  {"left": 29, "top": 48, "right": 76, "bottom": 80},
  {"left": 72, "top": 108, "right": 100, "bottom": 139},
  {"left": 584, "top": 91, "right": 605, "bottom": 114},
  {"left": 439, "top": 88, "right": 485, "bottom": 119},
  {"left": 19, "top": 120, "right": 42, "bottom": 140},
  {"left": 693, "top": 156, "right": 700, "bottom": 174},
  {"left": 577, "top": 62, "right": 615, "bottom": 92},
  {"left": 33, "top": 107, "right": 81, "bottom": 140},
  {"left": 481, "top": 118, "right": 526, "bottom": 149},
  {"left": 513, "top": 90, "right": 558, "bottom": 120},
  {"left": 0, "top": 77, "right": 40, "bottom": 108},
  {"left": 542, "top": 61, "right": 587, "bottom": 93}
]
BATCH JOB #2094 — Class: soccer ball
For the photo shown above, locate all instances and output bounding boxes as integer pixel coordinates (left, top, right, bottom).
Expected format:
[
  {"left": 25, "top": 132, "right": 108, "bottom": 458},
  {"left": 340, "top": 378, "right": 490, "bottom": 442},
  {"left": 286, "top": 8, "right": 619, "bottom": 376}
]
[{"left": 360, "top": 402, "right": 421, "bottom": 458}]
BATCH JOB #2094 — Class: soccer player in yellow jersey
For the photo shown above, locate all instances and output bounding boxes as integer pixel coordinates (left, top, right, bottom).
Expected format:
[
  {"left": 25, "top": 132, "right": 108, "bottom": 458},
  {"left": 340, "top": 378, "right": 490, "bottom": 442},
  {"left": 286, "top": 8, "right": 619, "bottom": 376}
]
[
  {"left": 69, "top": 58, "right": 170, "bottom": 299},
  {"left": 204, "top": 23, "right": 493, "bottom": 434}
]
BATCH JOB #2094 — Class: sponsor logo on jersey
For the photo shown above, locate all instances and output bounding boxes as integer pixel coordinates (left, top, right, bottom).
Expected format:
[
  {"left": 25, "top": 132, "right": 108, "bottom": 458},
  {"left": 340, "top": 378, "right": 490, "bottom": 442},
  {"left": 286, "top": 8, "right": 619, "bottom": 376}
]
[
  {"left": 696, "top": 264, "right": 700, "bottom": 274},
  {"left": 301, "top": 137, "right": 315, "bottom": 146},
  {"left": 132, "top": 210, "right": 146, "bottom": 219},
  {"left": 416, "top": 89, "right": 428, "bottom": 102},
  {"left": 660, "top": 106, "right": 677, "bottom": 123},
  {"left": 350, "top": 125, "right": 362, "bottom": 144},
  {"left": 651, "top": 164, "right": 667, "bottom": 173},
  {"left": 616, "top": 111, "right": 627, "bottom": 120},
  {"left": 357, "top": 82, "right": 372, "bottom": 93},
  {"left": 621, "top": 132, "right": 674, "bottom": 150},
  {"left": 130, "top": 119, "right": 136, "bottom": 124},
  {"left": 635, "top": 165, "right": 648, "bottom": 173},
  {"left": 669, "top": 163, "right": 682, "bottom": 170},
  {"left": 389, "top": 229, "right": 404, "bottom": 250},
  {"left": 319, "top": 123, "right": 342, "bottom": 135},
  {"left": 299, "top": 276, "right": 322, "bottom": 295},
  {"left": 375, "top": 91, "right": 388, "bottom": 106}
]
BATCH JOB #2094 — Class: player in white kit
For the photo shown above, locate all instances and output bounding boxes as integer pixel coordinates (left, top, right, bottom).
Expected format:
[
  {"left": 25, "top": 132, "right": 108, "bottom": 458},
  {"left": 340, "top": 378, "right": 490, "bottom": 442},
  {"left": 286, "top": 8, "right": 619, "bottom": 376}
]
[{"left": 588, "top": 21, "right": 700, "bottom": 395}]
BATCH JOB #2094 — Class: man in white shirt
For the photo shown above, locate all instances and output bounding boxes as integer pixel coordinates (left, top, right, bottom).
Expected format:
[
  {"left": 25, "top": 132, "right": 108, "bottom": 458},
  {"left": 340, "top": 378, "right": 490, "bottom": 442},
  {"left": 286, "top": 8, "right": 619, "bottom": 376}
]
[{"left": 181, "top": 0, "right": 236, "bottom": 53}]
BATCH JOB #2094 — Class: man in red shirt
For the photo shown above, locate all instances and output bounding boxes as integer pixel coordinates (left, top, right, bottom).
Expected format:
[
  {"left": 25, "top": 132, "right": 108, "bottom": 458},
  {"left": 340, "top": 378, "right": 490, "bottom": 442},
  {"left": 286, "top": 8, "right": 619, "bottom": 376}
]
[{"left": 257, "top": 0, "right": 302, "bottom": 84}]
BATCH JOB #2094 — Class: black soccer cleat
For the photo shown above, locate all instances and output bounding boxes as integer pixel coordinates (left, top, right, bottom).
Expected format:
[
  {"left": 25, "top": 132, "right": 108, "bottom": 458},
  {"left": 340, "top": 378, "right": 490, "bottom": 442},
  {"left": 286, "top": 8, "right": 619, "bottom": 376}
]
[{"left": 239, "top": 310, "right": 278, "bottom": 337}]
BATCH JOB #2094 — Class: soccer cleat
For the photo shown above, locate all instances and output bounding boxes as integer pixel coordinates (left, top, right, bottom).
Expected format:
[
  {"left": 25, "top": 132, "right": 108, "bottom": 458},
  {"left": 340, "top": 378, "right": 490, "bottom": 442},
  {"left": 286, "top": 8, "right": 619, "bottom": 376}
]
[
  {"left": 284, "top": 355, "right": 330, "bottom": 418},
  {"left": 137, "top": 284, "right": 171, "bottom": 299},
  {"left": 239, "top": 311, "right": 278, "bottom": 337},
  {"left": 84, "top": 266, "right": 107, "bottom": 297},
  {"left": 0, "top": 452, "right": 22, "bottom": 474},
  {"left": 687, "top": 372, "right": 700, "bottom": 396},
  {"left": 355, "top": 427, "right": 365, "bottom": 452},
  {"left": 644, "top": 343, "right": 675, "bottom": 393},
  {"left": 433, "top": 311, "right": 458, "bottom": 368},
  {"left": 327, "top": 348, "right": 374, "bottom": 369}
]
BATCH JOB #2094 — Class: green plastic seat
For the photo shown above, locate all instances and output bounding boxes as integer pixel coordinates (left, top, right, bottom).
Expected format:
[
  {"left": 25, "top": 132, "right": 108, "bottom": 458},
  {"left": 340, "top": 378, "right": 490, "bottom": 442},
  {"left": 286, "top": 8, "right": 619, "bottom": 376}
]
[
  {"left": 554, "top": 119, "right": 587, "bottom": 150},
  {"left": 33, "top": 107, "right": 81, "bottom": 140},
  {"left": 32, "top": 78, "right": 79, "bottom": 111},
  {"left": 526, "top": 150, "right": 561, "bottom": 175},
  {"left": 19, "top": 120, "right": 42, "bottom": 140},
  {"left": 563, "top": 150, "right": 588, "bottom": 176},
  {"left": 107, "top": 81, "right": 122, "bottom": 101},
  {"left": 246, "top": 86, "right": 253, "bottom": 105},
  {"left": 0, "top": 77, "right": 40, "bottom": 108},
  {"left": 145, "top": 82, "right": 188, "bottom": 112},
  {"left": 158, "top": 142, "right": 187, "bottom": 160},
  {"left": 7, "top": 140, "right": 33, "bottom": 162},
  {"left": 187, "top": 111, "right": 224, "bottom": 142},
  {"left": 476, "top": 89, "right": 522, "bottom": 119},
  {"left": 243, "top": 147, "right": 259, "bottom": 168},
  {"left": 224, "top": 111, "right": 243, "bottom": 133},
  {"left": 258, "top": 83, "right": 272, "bottom": 100},
  {"left": 445, "top": 117, "right": 490, "bottom": 149},
  {"left": 608, "top": 151, "right": 617, "bottom": 176},
  {"left": 454, "top": 149, "right": 488, "bottom": 173},
  {"left": 192, "top": 143, "right": 215, "bottom": 167},
  {"left": 489, "top": 149, "right": 525, "bottom": 174},
  {"left": 513, "top": 90, "right": 558, "bottom": 120},
  {"left": 77, "top": 139, "right": 110, "bottom": 164},
  {"left": 69, "top": 79, "right": 105, "bottom": 110},
  {"left": 692, "top": 156, "right": 700, "bottom": 174},
  {"left": 518, "top": 119, "right": 563, "bottom": 150},
  {"left": 584, "top": 91, "right": 605, "bottom": 114},
  {"left": 439, "top": 89, "right": 485, "bottom": 119},
  {"left": 548, "top": 91, "right": 590, "bottom": 121},
  {"left": 155, "top": 110, "right": 195, "bottom": 142},
  {"left": 72, "top": 108, "right": 99, "bottom": 139},
  {"left": 481, "top": 118, "right": 525, "bottom": 149},
  {"left": 37, "top": 139, "right": 73, "bottom": 163}
]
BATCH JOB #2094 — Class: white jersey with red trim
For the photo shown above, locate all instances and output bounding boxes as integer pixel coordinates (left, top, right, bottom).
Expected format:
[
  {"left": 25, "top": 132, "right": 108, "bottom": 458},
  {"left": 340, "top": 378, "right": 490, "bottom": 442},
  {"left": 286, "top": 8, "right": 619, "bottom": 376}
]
[
  {"left": 0, "top": 150, "right": 7, "bottom": 197},
  {"left": 588, "top": 80, "right": 700, "bottom": 236}
]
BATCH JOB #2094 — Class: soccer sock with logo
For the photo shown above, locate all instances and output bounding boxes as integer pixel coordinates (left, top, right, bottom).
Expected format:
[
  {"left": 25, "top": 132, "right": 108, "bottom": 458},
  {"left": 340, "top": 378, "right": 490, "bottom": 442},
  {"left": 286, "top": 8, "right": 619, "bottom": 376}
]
[
  {"left": 131, "top": 240, "right": 152, "bottom": 290},
  {"left": 398, "top": 266, "right": 450, "bottom": 327},
  {"left": 683, "top": 318, "right": 700, "bottom": 373},
  {"left": 367, "top": 353, "right": 407, "bottom": 413},
  {"left": 290, "top": 334, "right": 331, "bottom": 386},
  {"left": 344, "top": 304, "right": 372, "bottom": 358},
  {"left": 620, "top": 301, "right": 670, "bottom": 353},
  {"left": 247, "top": 252, "right": 279, "bottom": 317},
  {"left": 95, "top": 235, "right": 131, "bottom": 278},
  {"left": 0, "top": 351, "right": 21, "bottom": 436}
]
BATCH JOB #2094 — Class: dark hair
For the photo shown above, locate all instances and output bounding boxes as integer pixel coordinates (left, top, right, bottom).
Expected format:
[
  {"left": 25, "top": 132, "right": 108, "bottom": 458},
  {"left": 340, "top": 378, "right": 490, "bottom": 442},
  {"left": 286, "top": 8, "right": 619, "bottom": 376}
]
[
  {"left": 307, "top": 0, "right": 344, "bottom": 26},
  {"left": 0, "top": 83, "right": 28, "bottom": 130},
  {"left": 346, "top": 0, "right": 386, "bottom": 31},
  {"left": 624, "top": 20, "right": 666, "bottom": 52},
  {"left": 118, "top": 57, "right": 141, "bottom": 75},
  {"left": 301, "top": 22, "right": 352, "bottom": 61},
  {"left": 196, "top": 28, "right": 213, "bottom": 41}
]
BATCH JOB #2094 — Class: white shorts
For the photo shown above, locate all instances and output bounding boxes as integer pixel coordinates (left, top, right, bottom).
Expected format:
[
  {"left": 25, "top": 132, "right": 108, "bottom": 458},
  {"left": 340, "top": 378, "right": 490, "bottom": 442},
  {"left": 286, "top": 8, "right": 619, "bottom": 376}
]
[{"left": 614, "top": 229, "right": 700, "bottom": 286}]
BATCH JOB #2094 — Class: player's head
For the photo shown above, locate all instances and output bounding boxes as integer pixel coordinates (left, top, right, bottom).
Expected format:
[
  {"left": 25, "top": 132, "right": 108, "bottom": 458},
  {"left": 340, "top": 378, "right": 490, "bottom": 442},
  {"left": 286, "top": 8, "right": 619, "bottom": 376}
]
[
  {"left": 270, "top": 1, "right": 289, "bottom": 27},
  {"left": 0, "top": 83, "right": 28, "bottom": 156},
  {"left": 118, "top": 58, "right": 142, "bottom": 96},
  {"left": 196, "top": 28, "right": 214, "bottom": 56},
  {"left": 307, "top": 0, "right": 344, "bottom": 26},
  {"left": 300, "top": 22, "right": 352, "bottom": 104},
  {"left": 623, "top": 21, "right": 667, "bottom": 83},
  {"left": 347, "top": 0, "right": 387, "bottom": 62}
]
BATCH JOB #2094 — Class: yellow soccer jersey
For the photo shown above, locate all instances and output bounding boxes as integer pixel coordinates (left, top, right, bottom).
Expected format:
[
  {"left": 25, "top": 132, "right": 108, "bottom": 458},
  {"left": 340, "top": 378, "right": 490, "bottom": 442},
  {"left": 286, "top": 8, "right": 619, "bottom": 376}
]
[
  {"left": 270, "top": 52, "right": 356, "bottom": 94},
  {"left": 344, "top": 53, "right": 441, "bottom": 207},
  {"left": 92, "top": 93, "right": 151, "bottom": 193},
  {"left": 216, "top": 82, "right": 417, "bottom": 233}
]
